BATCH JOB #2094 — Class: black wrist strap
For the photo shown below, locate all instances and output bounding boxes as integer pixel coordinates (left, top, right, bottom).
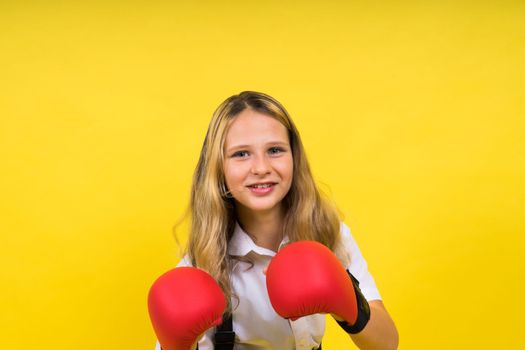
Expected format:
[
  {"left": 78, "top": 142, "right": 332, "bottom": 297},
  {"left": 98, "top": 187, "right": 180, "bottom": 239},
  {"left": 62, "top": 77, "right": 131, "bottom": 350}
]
[{"left": 336, "top": 270, "right": 371, "bottom": 334}]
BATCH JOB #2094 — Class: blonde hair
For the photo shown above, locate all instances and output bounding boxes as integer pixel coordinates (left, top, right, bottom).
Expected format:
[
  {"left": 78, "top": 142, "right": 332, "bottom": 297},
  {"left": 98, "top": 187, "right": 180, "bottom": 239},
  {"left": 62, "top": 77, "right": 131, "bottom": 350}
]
[{"left": 181, "top": 91, "right": 346, "bottom": 311}]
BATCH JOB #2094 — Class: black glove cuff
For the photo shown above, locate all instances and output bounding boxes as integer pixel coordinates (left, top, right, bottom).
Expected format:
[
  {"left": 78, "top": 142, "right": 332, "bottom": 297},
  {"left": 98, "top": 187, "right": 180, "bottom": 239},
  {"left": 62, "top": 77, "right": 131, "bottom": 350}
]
[{"left": 336, "top": 270, "right": 371, "bottom": 334}]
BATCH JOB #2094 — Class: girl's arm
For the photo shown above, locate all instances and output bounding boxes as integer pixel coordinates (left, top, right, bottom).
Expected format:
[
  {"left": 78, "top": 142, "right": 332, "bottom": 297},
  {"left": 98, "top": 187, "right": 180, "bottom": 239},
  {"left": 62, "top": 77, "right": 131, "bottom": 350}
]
[{"left": 335, "top": 300, "right": 398, "bottom": 350}]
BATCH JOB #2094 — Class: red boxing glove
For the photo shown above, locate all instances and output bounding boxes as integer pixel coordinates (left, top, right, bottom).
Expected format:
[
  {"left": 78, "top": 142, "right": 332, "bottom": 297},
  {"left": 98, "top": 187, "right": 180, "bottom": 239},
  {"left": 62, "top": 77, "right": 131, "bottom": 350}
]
[
  {"left": 266, "top": 241, "right": 369, "bottom": 332},
  {"left": 148, "top": 267, "right": 226, "bottom": 350}
]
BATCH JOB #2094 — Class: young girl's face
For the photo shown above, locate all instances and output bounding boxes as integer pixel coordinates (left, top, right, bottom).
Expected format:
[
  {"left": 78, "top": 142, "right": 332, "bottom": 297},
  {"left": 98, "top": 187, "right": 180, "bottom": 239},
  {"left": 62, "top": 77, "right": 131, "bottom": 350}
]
[{"left": 223, "top": 109, "right": 293, "bottom": 216}]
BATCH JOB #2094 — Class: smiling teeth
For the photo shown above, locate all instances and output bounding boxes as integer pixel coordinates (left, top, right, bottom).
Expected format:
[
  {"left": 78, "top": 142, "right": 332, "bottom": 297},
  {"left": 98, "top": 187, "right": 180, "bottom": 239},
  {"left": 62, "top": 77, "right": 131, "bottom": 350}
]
[{"left": 252, "top": 184, "right": 272, "bottom": 188}]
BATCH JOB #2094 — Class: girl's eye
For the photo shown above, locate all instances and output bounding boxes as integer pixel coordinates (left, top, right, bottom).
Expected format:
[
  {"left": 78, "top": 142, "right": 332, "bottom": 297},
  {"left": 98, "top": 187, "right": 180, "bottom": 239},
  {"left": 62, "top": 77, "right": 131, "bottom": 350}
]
[
  {"left": 269, "top": 147, "right": 284, "bottom": 155},
  {"left": 232, "top": 151, "right": 249, "bottom": 158}
]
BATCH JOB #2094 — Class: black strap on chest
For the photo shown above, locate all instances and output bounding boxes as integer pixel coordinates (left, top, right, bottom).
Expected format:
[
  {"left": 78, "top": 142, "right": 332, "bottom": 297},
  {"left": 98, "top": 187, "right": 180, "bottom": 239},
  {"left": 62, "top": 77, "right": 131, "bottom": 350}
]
[
  {"left": 211, "top": 313, "right": 322, "bottom": 350},
  {"left": 213, "top": 313, "right": 236, "bottom": 350},
  {"left": 193, "top": 312, "right": 235, "bottom": 350},
  {"left": 205, "top": 312, "right": 321, "bottom": 350}
]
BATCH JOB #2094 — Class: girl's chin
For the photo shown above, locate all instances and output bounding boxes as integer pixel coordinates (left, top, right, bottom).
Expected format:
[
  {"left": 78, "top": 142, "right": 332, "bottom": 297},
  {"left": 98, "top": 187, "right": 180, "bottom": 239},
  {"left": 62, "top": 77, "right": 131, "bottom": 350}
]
[{"left": 237, "top": 200, "right": 282, "bottom": 214}]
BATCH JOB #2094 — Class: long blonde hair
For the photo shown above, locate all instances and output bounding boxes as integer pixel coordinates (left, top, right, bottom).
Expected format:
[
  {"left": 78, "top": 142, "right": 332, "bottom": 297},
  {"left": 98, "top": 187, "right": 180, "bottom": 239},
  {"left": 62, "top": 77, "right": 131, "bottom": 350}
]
[{"left": 181, "top": 91, "right": 345, "bottom": 310}]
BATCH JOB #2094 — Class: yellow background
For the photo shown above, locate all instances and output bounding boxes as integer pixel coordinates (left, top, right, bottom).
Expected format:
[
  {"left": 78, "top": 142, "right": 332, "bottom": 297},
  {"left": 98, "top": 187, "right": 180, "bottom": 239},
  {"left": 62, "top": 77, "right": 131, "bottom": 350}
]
[{"left": 1, "top": 1, "right": 524, "bottom": 349}]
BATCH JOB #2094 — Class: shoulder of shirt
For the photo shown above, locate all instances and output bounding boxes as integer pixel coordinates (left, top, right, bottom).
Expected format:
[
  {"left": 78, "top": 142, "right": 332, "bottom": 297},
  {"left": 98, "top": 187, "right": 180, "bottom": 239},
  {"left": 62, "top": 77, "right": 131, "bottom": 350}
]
[
  {"left": 175, "top": 254, "right": 193, "bottom": 267},
  {"left": 340, "top": 221, "right": 349, "bottom": 233},
  {"left": 339, "top": 221, "right": 356, "bottom": 241}
]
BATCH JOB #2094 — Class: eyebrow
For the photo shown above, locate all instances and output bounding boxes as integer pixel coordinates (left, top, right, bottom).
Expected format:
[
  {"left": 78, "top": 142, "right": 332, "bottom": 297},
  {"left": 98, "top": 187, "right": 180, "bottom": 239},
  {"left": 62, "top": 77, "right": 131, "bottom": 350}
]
[{"left": 226, "top": 141, "right": 290, "bottom": 152}]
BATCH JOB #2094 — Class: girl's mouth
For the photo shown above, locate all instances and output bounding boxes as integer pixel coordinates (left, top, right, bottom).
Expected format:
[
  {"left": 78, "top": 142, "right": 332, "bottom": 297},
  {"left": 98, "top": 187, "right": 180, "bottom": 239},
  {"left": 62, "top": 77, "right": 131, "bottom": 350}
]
[{"left": 247, "top": 183, "right": 276, "bottom": 195}]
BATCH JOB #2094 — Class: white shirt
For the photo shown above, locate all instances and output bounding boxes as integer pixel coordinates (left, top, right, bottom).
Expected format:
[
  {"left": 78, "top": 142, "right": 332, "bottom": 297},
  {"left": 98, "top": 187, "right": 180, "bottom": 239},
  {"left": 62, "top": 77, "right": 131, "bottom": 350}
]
[{"left": 154, "top": 222, "right": 381, "bottom": 350}]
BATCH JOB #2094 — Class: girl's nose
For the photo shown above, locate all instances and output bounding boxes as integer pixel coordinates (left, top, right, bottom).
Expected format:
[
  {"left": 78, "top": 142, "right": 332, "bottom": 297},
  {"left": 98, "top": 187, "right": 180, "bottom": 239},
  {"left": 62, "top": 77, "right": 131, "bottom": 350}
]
[{"left": 251, "top": 154, "right": 271, "bottom": 175}]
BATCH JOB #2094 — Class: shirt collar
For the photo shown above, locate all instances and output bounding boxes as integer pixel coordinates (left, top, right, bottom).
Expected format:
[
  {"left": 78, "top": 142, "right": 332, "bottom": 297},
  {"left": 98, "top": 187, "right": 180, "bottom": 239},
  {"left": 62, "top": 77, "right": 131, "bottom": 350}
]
[{"left": 228, "top": 222, "right": 290, "bottom": 257}]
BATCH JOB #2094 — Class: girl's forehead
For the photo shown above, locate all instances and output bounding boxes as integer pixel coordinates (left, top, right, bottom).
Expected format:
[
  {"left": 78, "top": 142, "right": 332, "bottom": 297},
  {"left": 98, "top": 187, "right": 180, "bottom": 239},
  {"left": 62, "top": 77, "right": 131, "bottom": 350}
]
[{"left": 225, "top": 110, "right": 288, "bottom": 145}]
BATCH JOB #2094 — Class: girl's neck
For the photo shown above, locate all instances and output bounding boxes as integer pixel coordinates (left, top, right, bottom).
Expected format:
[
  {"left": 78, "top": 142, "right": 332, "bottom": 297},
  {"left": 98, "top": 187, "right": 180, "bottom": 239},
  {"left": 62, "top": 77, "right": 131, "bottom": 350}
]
[{"left": 236, "top": 205, "right": 285, "bottom": 252}]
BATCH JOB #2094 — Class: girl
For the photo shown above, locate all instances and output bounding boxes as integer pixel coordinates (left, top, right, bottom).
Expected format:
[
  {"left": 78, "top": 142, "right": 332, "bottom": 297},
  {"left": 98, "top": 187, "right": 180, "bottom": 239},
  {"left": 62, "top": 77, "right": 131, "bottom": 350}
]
[{"left": 153, "top": 91, "right": 398, "bottom": 350}]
